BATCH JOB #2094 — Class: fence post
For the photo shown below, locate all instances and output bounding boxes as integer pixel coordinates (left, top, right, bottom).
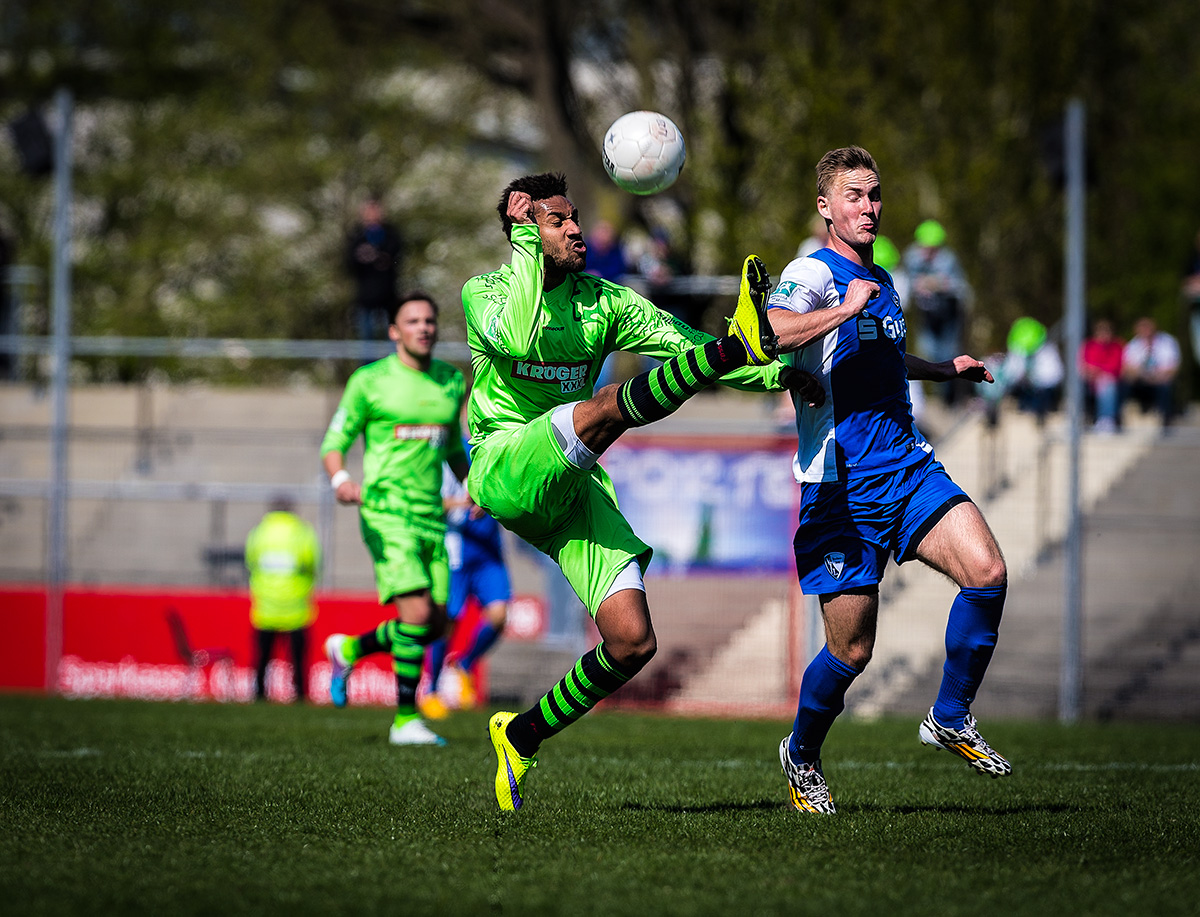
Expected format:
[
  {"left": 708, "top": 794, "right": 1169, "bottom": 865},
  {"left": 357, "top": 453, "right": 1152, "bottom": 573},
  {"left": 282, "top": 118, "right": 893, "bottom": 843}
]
[{"left": 46, "top": 88, "right": 74, "bottom": 694}]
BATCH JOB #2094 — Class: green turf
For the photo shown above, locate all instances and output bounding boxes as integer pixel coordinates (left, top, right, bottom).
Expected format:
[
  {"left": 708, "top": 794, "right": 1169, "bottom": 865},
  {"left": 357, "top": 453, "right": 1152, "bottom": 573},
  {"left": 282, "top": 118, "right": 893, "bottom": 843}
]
[{"left": 1, "top": 695, "right": 1197, "bottom": 916}]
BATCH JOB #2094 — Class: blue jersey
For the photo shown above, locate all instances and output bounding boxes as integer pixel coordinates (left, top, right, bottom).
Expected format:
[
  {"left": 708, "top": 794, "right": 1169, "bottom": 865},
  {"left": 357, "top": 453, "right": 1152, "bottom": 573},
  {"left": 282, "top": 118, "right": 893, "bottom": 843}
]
[{"left": 769, "top": 247, "right": 931, "bottom": 482}]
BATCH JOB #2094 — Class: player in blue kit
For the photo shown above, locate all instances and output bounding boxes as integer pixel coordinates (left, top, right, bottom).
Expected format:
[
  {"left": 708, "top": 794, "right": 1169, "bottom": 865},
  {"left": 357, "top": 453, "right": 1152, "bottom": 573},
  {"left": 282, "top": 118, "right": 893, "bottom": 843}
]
[
  {"left": 420, "top": 442, "right": 511, "bottom": 719},
  {"left": 767, "top": 147, "right": 1010, "bottom": 813}
]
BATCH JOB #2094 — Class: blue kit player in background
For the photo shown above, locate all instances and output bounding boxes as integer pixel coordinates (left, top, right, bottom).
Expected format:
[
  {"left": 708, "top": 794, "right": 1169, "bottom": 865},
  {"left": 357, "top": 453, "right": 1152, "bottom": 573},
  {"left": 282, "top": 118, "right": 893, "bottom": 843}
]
[
  {"left": 420, "top": 439, "right": 511, "bottom": 720},
  {"left": 766, "top": 146, "right": 1010, "bottom": 813}
]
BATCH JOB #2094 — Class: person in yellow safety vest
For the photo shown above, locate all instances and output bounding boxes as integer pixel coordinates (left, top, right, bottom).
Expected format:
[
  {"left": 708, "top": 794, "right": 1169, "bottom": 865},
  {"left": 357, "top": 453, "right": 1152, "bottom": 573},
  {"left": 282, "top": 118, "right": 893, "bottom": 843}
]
[{"left": 245, "top": 496, "right": 321, "bottom": 702}]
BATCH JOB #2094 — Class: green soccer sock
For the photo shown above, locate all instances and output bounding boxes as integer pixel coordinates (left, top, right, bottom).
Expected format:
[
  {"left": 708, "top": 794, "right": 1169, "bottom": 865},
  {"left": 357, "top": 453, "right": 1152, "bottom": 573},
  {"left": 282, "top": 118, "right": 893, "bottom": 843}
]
[
  {"left": 343, "top": 619, "right": 391, "bottom": 664},
  {"left": 616, "top": 338, "right": 748, "bottom": 427},
  {"left": 387, "top": 619, "right": 431, "bottom": 716},
  {"left": 505, "top": 643, "right": 637, "bottom": 756},
  {"left": 349, "top": 618, "right": 431, "bottom": 715}
]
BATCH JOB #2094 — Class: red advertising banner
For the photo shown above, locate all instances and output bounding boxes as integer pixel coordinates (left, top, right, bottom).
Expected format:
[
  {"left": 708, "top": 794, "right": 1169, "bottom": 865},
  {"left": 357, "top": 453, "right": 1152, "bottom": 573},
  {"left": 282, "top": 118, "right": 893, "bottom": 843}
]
[{"left": 0, "top": 585, "right": 493, "bottom": 705}]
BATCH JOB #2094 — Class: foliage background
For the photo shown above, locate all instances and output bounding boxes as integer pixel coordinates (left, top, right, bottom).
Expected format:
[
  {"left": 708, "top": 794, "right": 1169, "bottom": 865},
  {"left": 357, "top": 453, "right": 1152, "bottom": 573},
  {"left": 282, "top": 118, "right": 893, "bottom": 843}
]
[{"left": 2, "top": 0, "right": 1198, "bottom": 384}]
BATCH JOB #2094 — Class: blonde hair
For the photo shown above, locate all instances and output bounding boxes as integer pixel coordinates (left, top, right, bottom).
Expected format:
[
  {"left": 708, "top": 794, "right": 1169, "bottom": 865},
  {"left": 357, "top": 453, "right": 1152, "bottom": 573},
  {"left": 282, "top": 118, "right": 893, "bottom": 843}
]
[{"left": 816, "top": 147, "right": 879, "bottom": 198}]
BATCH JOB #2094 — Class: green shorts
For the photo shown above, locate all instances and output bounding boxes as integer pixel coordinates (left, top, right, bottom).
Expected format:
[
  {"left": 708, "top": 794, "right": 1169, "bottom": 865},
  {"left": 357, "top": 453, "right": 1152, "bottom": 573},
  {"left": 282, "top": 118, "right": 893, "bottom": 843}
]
[
  {"left": 358, "top": 507, "right": 449, "bottom": 606},
  {"left": 467, "top": 411, "right": 651, "bottom": 617}
]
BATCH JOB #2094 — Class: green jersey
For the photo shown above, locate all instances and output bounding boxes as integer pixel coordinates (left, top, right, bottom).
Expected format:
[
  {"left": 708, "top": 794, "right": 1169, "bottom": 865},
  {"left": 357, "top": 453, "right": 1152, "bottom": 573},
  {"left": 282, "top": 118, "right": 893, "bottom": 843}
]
[
  {"left": 462, "top": 224, "right": 785, "bottom": 442},
  {"left": 321, "top": 355, "right": 467, "bottom": 535}
]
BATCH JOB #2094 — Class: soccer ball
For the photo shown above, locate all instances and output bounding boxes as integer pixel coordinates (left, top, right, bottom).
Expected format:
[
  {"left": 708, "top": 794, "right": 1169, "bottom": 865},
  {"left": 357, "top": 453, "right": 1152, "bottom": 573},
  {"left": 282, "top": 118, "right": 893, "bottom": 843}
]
[{"left": 601, "top": 111, "right": 686, "bottom": 195}]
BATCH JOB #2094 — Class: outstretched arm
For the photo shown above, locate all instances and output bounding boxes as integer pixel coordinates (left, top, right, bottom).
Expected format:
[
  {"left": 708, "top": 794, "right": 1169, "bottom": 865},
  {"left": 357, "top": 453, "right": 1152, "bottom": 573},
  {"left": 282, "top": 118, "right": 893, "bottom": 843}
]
[{"left": 906, "top": 353, "right": 995, "bottom": 384}]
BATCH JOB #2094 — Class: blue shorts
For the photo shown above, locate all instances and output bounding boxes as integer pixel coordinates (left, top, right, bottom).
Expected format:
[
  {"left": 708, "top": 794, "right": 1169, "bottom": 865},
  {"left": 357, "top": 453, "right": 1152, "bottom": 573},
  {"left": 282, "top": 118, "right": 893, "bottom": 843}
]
[
  {"left": 793, "top": 456, "right": 969, "bottom": 595},
  {"left": 447, "top": 555, "right": 512, "bottom": 621}
]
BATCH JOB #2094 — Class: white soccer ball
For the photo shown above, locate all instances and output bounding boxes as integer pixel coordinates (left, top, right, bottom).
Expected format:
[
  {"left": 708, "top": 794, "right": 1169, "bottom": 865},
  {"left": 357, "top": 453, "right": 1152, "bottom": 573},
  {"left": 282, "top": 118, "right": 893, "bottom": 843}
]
[{"left": 601, "top": 111, "right": 686, "bottom": 196}]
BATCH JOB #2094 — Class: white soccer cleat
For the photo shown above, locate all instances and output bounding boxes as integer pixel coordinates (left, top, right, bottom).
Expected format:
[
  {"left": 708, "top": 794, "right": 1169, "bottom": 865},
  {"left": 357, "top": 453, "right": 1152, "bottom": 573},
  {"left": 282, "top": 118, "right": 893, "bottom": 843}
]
[
  {"left": 324, "top": 633, "right": 353, "bottom": 708},
  {"left": 388, "top": 717, "right": 446, "bottom": 747},
  {"left": 919, "top": 708, "right": 1011, "bottom": 778},
  {"left": 779, "top": 737, "right": 836, "bottom": 814}
]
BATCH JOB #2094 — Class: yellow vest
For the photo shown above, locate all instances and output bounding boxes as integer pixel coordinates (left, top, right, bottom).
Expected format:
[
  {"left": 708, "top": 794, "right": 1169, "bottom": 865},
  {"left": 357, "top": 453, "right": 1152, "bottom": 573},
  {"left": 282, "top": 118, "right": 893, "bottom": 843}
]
[{"left": 245, "top": 511, "right": 320, "bottom": 630}]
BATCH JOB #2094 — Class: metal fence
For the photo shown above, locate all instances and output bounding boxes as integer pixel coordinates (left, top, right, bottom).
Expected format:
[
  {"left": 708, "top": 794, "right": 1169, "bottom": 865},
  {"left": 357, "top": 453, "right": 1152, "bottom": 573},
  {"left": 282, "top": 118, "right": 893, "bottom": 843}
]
[{"left": 3, "top": 335, "right": 1197, "bottom": 720}]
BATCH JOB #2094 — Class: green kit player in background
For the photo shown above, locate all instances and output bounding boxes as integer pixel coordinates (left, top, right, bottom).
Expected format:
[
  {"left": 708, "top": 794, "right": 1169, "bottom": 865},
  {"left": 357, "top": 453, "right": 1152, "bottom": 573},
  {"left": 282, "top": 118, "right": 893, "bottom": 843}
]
[
  {"left": 321, "top": 291, "right": 470, "bottom": 746},
  {"left": 466, "top": 172, "right": 824, "bottom": 809}
]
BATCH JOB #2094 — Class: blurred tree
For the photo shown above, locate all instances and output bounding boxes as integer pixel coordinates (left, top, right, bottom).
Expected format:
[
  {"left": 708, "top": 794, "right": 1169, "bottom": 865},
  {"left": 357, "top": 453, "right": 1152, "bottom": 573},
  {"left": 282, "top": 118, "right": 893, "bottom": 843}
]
[
  {"left": 0, "top": 0, "right": 530, "bottom": 381},
  {"left": 2, "top": 0, "right": 1198, "bottom": 386}
]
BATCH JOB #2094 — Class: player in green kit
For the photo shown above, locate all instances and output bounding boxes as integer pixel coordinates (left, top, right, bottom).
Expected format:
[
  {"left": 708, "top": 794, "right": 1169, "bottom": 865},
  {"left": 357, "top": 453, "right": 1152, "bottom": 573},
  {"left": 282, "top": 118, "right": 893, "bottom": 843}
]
[
  {"left": 467, "top": 173, "right": 824, "bottom": 809},
  {"left": 321, "top": 291, "right": 469, "bottom": 746}
]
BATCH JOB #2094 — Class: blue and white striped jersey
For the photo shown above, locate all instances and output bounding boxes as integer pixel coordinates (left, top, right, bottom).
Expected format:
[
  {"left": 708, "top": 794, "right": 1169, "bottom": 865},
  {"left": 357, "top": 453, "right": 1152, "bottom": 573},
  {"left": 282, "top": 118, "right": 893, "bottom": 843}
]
[{"left": 769, "top": 247, "right": 931, "bottom": 483}]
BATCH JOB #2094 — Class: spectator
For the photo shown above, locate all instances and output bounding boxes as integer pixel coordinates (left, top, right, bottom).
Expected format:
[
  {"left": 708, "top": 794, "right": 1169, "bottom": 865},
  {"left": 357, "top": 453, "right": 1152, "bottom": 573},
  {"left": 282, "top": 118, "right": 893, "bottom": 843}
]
[
  {"left": 1122, "top": 316, "right": 1180, "bottom": 427},
  {"left": 1181, "top": 228, "right": 1200, "bottom": 364},
  {"left": 0, "top": 228, "right": 12, "bottom": 379},
  {"left": 873, "top": 235, "right": 909, "bottom": 307},
  {"left": 903, "top": 219, "right": 972, "bottom": 405},
  {"left": 638, "top": 227, "right": 694, "bottom": 325},
  {"left": 587, "top": 220, "right": 632, "bottom": 387},
  {"left": 1002, "top": 317, "right": 1064, "bottom": 425},
  {"left": 244, "top": 495, "right": 321, "bottom": 703},
  {"left": 873, "top": 234, "right": 923, "bottom": 426},
  {"left": 795, "top": 212, "right": 829, "bottom": 259},
  {"left": 1080, "top": 318, "right": 1125, "bottom": 433},
  {"left": 584, "top": 219, "right": 629, "bottom": 282},
  {"left": 345, "top": 196, "right": 404, "bottom": 343}
]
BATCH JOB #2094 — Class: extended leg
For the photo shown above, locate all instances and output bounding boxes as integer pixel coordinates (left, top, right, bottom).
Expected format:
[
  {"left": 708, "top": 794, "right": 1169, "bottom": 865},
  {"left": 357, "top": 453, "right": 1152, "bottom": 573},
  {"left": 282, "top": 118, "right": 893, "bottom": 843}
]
[{"left": 569, "top": 255, "right": 776, "bottom": 456}]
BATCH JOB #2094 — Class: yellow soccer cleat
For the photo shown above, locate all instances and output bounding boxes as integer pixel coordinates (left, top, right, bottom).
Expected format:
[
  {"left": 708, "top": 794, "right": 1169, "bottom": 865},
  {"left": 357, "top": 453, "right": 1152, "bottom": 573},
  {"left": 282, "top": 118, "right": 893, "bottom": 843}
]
[
  {"left": 490, "top": 711, "right": 537, "bottom": 812},
  {"left": 728, "top": 254, "right": 778, "bottom": 366},
  {"left": 418, "top": 693, "right": 451, "bottom": 721},
  {"left": 449, "top": 662, "right": 478, "bottom": 711}
]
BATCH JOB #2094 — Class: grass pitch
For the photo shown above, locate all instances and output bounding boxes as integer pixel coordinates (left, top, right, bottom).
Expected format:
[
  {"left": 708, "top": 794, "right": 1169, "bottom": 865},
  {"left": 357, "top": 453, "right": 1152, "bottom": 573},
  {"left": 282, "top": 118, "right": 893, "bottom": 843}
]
[{"left": 1, "top": 695, "right": 1197, "bottom": 916}]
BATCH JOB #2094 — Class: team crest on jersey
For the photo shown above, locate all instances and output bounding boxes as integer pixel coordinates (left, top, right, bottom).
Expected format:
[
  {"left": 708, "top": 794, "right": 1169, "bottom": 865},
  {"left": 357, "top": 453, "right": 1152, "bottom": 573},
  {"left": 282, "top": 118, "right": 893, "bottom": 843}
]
[
  {"left": 394, "top": 424, "right": 446, "bottom": 449},
  {"left": 824, "top": 552, "right": 846, "bottom": 580},
  {"left": 512, "top": 359, "right": 590, "bottom": 394}
]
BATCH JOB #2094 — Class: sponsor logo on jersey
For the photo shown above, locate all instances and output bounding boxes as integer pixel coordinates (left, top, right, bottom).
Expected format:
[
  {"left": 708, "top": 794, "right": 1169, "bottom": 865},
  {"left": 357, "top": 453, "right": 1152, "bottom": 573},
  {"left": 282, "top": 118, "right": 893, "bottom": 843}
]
[
  {"left": 824, "top": 552, "right": 846, "bottom": 580},
  {"left": 882, "top": 312, "right": 907, "bottom": 342},
  {"left": 857, "top": 315, "right": 879, "bottom": 340},
  {"left": 512, "top": 359, "right": 590, "bottom": 394},
  {"left": 394, "top": 424, "right": 447, "bottom": 449}
]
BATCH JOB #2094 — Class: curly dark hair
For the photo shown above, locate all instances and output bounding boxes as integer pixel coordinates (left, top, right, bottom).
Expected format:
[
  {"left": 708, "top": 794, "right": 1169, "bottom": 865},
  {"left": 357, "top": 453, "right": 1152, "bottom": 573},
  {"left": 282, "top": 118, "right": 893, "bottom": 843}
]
[{"left": 496, "top": 172, "right": 569, "bottom": 237}]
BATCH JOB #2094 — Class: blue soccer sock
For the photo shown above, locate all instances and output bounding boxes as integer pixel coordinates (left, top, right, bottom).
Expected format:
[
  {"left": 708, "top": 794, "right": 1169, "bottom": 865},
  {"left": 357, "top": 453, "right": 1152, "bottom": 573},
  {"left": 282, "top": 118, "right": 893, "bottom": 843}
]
[
  {"left": 788, "top": 646, "right": 861, "bottom": 765},
  {"left": 459, "top": 620, "right": 502, "bottom": 671},
  {"left": 932, "top": 584, "right": 1007, "bottom": 729},
  {"left": 425, "top": 636, "right": 448, "bottom": 693}
]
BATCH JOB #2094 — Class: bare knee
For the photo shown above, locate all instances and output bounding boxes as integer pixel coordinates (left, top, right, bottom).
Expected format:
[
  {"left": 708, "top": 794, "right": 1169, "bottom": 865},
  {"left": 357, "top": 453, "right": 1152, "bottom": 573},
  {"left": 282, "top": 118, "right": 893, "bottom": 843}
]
[
  {"left": 596, "top": 587, "right": 657, "bottom": 672},
  {"left": 981, "top": 557, "right": 1007, "bottom": 589},
  {"left": 964, "top": 553, "right": 1007, "bottom": 590},
  {"left": 606, "top": 630, "right": 657, "bottom": 673},
  {"left": 830, "top": 642, "right": 871, "bottom": 672}
]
